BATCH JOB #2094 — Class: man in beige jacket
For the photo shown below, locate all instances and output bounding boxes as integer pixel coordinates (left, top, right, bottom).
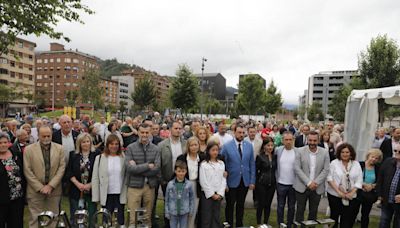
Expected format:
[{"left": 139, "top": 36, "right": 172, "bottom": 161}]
[{"left": 24, "top": 125, "right": 66, "bottom": 228}]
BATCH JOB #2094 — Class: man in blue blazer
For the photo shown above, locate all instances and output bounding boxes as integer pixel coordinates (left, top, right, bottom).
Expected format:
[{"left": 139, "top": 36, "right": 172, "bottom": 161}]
[{"left": 221, "top": 123, "right": 256, "bottom": 227}]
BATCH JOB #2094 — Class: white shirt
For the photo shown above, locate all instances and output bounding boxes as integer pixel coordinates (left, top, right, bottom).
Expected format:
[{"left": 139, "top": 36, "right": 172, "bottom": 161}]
[
  {"left": 107, "top": 156, "right": 122, "bottom": 194},
  {"left": 31, "top": 128, "right": 38, "bottom": 142},
  {"left": 199, "top": 160, "right": 227, "bottom": 198},
  {"left": 309, "top": 150, "right": 318, "bottom": 182},
  {"left": 278, "top": 148, "right": 296, "bottom": 185},
  {"left": 214, "top": 133, "right": 233, "bottom": 146},
  {"left": 98, "top": 123, "right": 108, "bottom": 141},
  {"left": 62, "top": 131, "right": 75, "bottom": 163},
  {"left": 170, "top": 139, "right": 183, "bottom": 172},
  {"left": 187, "top": 154, "right": 200, "bottom": 180},
  {"left": 326, "top": 159, "right": 363, "bottom": 197}
]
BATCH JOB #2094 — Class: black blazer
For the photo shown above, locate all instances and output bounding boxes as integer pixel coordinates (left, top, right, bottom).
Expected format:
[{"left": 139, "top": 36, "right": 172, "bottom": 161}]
[
  {"left": 9, "top": 140, "right": 26, "bottom": 156},
  {"left": 152, "top": 136, "right": 163, "bottom": 145},
  {"left": 318, "top": 141, "right": 336, "bottom": 161},
  {"left": 52, "top": 129, "right": 80, "bottom": 146},
  {"left": 176, "top": 152, "right": 205, "bottom": 198},
  {"left": 0, "top": 151, "right": 24, "bottom": 205},
  {"left": 66, "top": 150, "right": 99, "bottom": 200},
  {"left": 376, "top": 158, "right": 400, "bottom": 205},
  {"left": 359, "top": 161, "right": 380, "bottom": 184},
  {"left": 380, "top": 138, "right": 393, "bottom": 162},
  {"left": 255, "top": 153, "right": 276, "bottom": 187},
  {"left": 295, "top": 135, "right": 306, "bottom": 148}
]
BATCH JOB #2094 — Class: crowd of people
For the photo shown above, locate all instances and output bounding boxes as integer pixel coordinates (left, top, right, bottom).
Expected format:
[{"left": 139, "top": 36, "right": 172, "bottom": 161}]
[{"left": 0, "top": 112, "right": 399, "bottom": 228}]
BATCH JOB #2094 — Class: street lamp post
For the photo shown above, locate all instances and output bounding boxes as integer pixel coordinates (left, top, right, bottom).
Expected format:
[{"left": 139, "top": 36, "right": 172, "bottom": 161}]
[{"left": 200, "top": 57, "right": 207, "bottom": 121}]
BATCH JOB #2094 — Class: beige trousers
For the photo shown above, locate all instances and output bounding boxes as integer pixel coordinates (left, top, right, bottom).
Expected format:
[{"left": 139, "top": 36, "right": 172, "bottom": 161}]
[
  {"left": 127, "top": 184, "right": 155, "bottom": 227},
  {"left": 27, "top": 193, "right": 61, "bottom": 228}
]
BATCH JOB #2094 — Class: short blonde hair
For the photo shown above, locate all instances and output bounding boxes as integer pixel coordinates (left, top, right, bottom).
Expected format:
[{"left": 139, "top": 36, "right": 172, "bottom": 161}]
[
  {"left": 185, "top": 137, "right": 200, "bottom": 154},
  {"left": 75, "top": 133, "right": 95, "bottom": 154},
  {"left": 365, "top": 148, "right": 383, "bottom": 163}
]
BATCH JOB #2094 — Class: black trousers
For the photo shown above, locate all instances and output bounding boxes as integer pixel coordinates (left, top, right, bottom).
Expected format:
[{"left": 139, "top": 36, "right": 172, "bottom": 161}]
[
  {"left": 0, "top": 198, "right": 24, "bottom": 228},
  {"left": 103, "top": 194, "right": 125, "bottom": 225},
  {"left": 256, "top": 184, "right": 275, "bottom": 224},
  {"left": 201, "top": 191, "right": 222, "bottom": 228},
  {"left": 327, "top": 193, "right": 358, "bottom": 228},
  {"left": 225, "top": 179, "right": 249, "bottom": 227},
  {"left": 295, "top": 189, "right": 321, "bottom": 223}
]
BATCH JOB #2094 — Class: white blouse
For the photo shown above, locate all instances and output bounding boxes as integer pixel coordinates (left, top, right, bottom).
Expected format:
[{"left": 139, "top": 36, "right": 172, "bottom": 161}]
[
  {"left": 107, "top": 156, "right": 122, "bottom": 194},
  {"left": 326, "top": 159, "right": 363, "bottom": 197},
  {"left": 199, "top": 160, "right": 227, "bottom": 199},
  {"left": 187, "top": 154, "right": 199, "bottom": 180}
]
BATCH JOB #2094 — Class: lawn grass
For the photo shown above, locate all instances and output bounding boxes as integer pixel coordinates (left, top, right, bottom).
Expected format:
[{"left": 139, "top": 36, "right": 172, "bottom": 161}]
[{"left": 24, "top": 197, "right": 380, "bottom": 227}]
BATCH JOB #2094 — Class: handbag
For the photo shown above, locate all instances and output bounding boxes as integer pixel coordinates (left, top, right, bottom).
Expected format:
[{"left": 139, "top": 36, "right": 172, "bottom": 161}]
[{"left": 357, "top": 189, "right": 378, "bottom": 204}]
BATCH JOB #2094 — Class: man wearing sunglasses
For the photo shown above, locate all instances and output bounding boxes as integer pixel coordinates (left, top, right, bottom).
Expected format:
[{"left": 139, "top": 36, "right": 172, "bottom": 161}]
[{"left": 377, "top": 144, "right": 400, "bottom": 227}]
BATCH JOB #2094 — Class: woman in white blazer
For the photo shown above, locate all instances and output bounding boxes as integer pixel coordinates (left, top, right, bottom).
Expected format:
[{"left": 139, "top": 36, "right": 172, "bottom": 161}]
[{"left": 92, "top": 134, "right": 127, "bottom": 226}]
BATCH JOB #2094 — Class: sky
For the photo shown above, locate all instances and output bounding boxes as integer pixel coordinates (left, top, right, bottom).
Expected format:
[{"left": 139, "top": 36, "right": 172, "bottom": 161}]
[{"left": 25, "top": 0, "right": 400, "bottom": 105}]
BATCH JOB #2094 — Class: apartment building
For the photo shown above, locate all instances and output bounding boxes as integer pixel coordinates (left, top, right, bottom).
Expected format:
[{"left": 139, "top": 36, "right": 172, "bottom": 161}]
[{"left": 0, "top": 37, "right": 36, "bottom": 114}]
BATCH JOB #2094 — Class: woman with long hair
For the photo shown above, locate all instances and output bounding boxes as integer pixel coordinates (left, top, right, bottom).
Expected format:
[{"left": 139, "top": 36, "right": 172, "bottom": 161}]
[
  {"left": 176, "top": 137, "right": 205, "bottom": 228},
  {"left": 199, "top": 141, "right": 226, "bottom": 228},
  {"left": 255, "top": 137, "right": 276, "bottom": 225},
  {"left": 67, "top": 133, "right": 99, "bottom": 227},
  {"left": 92, "top": 134, "right": 127, "bottom": 226},
  {"left": 195, "top": 126, "right": 210, "bottom": 155},
  {"left": 319, "top": 130, "right": 335, "bottom": 161},
  {"left": 104, "top": 121, "right": 123, "bottom": 147}
]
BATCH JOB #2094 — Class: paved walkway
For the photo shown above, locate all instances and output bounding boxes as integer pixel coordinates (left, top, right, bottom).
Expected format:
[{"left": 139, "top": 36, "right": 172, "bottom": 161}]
[{"left": 243, "top": 190, "right": 381, "bottom": 216}]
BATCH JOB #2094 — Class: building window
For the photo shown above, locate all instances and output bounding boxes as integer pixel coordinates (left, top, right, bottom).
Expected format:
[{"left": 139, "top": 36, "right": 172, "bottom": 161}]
[
  {"left": 18, "top": 63, "right": 23, "bottom": 69},
  {"left": 29, "top": 66, "right": 33, "bottom": 71},
  {"left": 49, "top": 58, "right": 54, "bottom": 63},
  {"left": 37, "top": 59, "right": 42, "bottom": 63},
  {"left": 65, "top": 58, "right": 71, "bottom": 63},
  {"left": 44, "top": 75, "right": 48, "bottom": 79},
  {"left": 56, "top": 58, "right": 61, "bottom": 63},
  {"left": 29, "top": 55, "right": 33, "bottom": 61},
  {"left": 18, "top": 73, "right": 23, "bottom": 79},
  {"left": 56, "top": 67, "right": 60, "bottom": 71},
  {"left": 0, "top": 68, "right": 9, "bottom": 74},
  {"left": 37, "top": 75, "right": 42, "bottom": 79},
  {"left": 65, "top": 66, "right": 71, "bottom": 71},
  {"left": 0, "top": 58, "right": 7, "bottom": 64},
  {"left": 44, "top": 83, "right": 48, "bottom": 87},
  {"left": 37, "top": 83, "right": 42, "bottom": 87},
  {"left": 73, "top": 58, "right": 79, "bottom": 63},
  {"left": 18, "top": 42, "right": 23, "bottom": 48},
  {"left": 29, "top": 75, "right": 33, "bottom": 81},
  {"left": 10, "top": 71, "right": 15, "bottom": 78},
  {"left": 44, "top": 59, "right": 48, "bottom": 64}
]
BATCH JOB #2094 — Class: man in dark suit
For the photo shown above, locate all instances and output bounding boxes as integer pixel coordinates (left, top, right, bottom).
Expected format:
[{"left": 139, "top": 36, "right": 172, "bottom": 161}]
[
  {"left": 377, "top": 143, "right": 400, "bottom": 227},
  {"left": 52, "top": 115, "right": 79, "bottom": 163},
  {"left": 295, "top": 124, "right": 310, "bottom": 148},
  {"left": 10, "top": 129, "right": 29, "bottom": 155},
  {"left": 151, "top": 123, "right": 163, "bottom": 145},
  {"left": 221, "top": 123, "right": 256, "bottom": 227},
  {"left": 380, "top": 127, "right": 400, "bottom": 161}
]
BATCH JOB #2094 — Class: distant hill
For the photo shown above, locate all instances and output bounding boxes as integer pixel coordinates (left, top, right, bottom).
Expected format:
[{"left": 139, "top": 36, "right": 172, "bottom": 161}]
[
  {"left": 283, "top": 103, "right": 298, "bottom": 110},
  {"left": 99, "top": 58, "right": 148, "bottom": 78}
]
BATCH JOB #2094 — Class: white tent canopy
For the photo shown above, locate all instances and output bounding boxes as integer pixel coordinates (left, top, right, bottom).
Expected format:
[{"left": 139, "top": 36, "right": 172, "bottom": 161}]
[{"left": 344, "top": 85, "right": 400, "bottom": 160}]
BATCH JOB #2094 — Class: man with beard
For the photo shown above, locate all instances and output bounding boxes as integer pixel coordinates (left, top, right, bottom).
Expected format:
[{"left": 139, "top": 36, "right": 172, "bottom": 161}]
[
  {"left": 294, "top": 131, "right": 330, "bottom": 224},
  {"left": 221, "top": 123, "right": 256, "bottom": 227},
  {"left": 24, "top": 126, "right": 66, "bottom": 227},
  {"left": 381, "top": 127, "right": 400, "bottom": 161}
]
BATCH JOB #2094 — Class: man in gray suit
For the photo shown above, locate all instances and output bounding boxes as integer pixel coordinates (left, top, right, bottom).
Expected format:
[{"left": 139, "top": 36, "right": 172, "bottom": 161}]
[{"left": 294, "top": 131, "right": 330, "bottom": 223}]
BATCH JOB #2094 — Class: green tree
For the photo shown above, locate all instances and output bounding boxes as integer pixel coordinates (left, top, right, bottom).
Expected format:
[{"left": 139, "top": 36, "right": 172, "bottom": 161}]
[
  {"left": 0, "top": 0, "right": 93, "bottom": 54},
  {"left": 358, "top": 34, "right": 400, "bottom": 124},
  {"left": 236, "top": 74, "right": 267, "bottom": 115},
  {"left": 169, "top": 64, "right": 199, "bottom": 114},
  {"left": 307, "top": 102, "right": 324, "bottom": 122},
  {"left": 264, "top": 80, "right": 283, "bottom": 114},
  {"left": 385, "top": 106, "right": 400, "bottom": 126},
  {"left": 0, "top": 84, "right": 13, "bottom": 117},
  {"left": 66, "top": 90, "right": 79, "bottom": 106},
  {"left": 119, "top": 100, "right": 127, "bottom": 113},
  {"left": 205, "top": 96, "right": 224, "bottom": 114},
  {"left": 80, "top": 68, "right": 104, "bottom": 109},
  {"left": 131, "top": 73, "right": 156, "bottom": 111}
]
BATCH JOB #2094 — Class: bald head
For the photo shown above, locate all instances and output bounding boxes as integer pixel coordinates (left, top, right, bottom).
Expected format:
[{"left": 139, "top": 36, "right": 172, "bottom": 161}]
[{"left": 59, "top": 115, "right": 72, "bottom": 134}]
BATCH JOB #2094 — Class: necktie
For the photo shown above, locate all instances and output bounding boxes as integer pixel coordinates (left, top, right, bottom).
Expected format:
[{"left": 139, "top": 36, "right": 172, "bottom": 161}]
[{"left": 238, "top": 143, "right": 242, "bottom": 159}]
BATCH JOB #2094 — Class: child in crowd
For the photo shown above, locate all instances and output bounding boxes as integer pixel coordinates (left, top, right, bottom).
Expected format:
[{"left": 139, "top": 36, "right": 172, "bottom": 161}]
[
  {"left": 165, "top": 160, "right": 195, "bottom": 228},
  {"left": 199, "top": 141, "right": 227, "bottom": 228}
]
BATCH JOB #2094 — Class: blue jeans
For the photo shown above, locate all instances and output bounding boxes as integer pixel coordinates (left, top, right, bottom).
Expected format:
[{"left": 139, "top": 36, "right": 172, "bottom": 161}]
[
  {"left": 379, "top": 203, "right": 400, "bottom": 228},
  {"left": 276, "top": 183, "right": 296, "bottom": 227},
  {"left": 169, "top": 214, "right": 188, "bottom": 228}
]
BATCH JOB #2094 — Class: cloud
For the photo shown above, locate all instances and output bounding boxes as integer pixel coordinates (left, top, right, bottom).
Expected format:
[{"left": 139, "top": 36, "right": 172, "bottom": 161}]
[{"left": 26, "top": 0, "right": 400, "bottom": 104}]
